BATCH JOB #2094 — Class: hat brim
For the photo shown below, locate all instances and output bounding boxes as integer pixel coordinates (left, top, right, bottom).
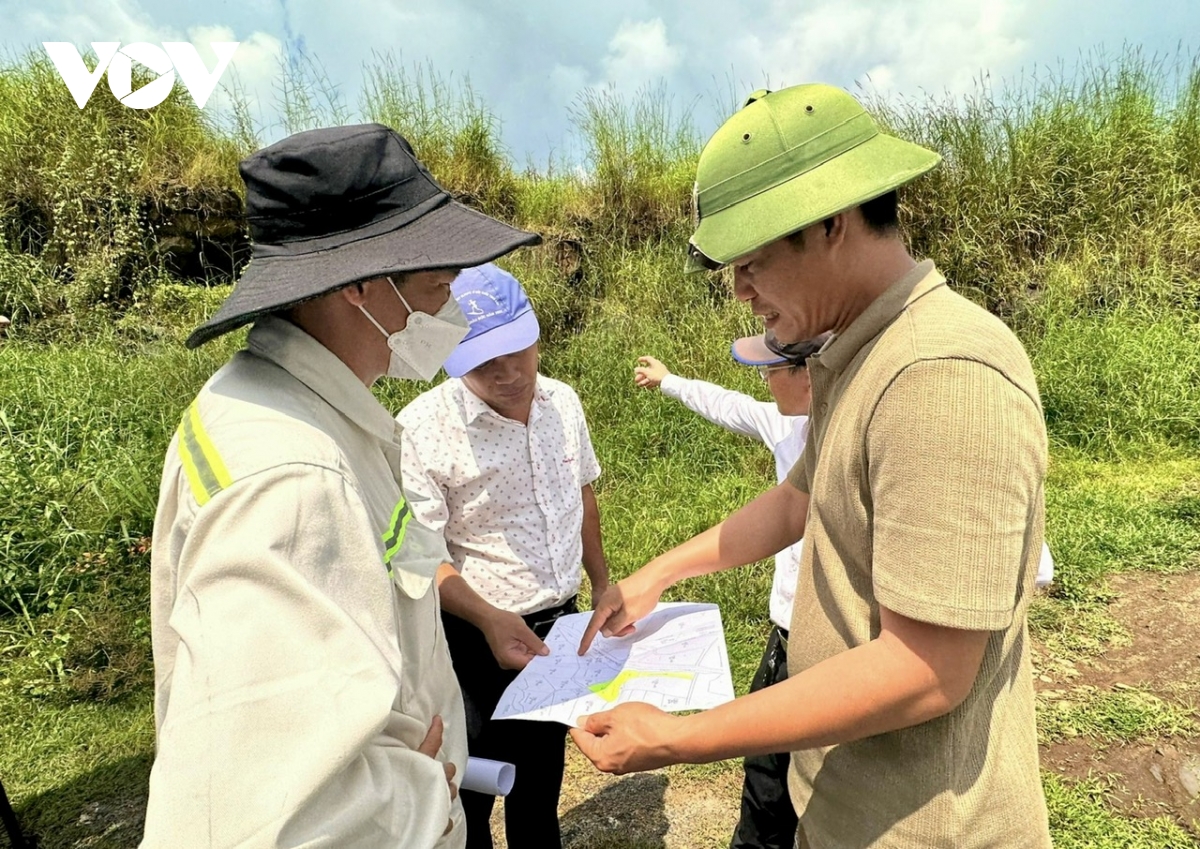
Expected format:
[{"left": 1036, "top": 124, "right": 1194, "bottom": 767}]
[
  {"left": 688, "top": 134, "right": 940, "bottom": 270},
  {"left": 731, "top": 335, "right": 787, "bottom": 366},
  {"left": 443, "top": 309, "right": 540, "bottom": 378},
  {"left": 185, "top": 200, "right": 541, "bottom": 348}
]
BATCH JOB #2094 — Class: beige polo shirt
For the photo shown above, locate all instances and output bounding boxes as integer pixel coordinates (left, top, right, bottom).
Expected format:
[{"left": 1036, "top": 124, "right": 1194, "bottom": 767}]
[
  {"left": 786, "top": 261, "right": 1051, "bottom": 848},
  {"left": 143, "top": 317, "right": 466, "bottom": 848}
]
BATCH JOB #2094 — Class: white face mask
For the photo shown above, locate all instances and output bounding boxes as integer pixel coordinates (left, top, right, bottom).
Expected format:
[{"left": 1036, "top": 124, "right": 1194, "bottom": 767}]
[{"left": 359, "top": 277, "right": 469, "bottom": 381}]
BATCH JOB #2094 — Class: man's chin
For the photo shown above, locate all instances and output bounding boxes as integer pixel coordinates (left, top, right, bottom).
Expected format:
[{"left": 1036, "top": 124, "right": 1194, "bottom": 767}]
[{"left": 773, "top": 317, "right": 828, "bottom": 347}]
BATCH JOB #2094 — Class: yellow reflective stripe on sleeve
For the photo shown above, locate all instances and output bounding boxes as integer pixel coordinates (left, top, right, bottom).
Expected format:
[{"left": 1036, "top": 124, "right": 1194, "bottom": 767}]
[
  {"left": 176, "top": 401, "right": 233, "bottom": 507},
  {"left": 176, "top": 425, "right": 209, "bottom": 505},
  {"left": 382, "top": 496, "right": 412, "bottom": 574}
]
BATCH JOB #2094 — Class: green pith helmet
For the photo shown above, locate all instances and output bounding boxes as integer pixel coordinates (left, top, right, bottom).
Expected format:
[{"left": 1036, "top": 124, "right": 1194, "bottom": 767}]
[{"left": 687, "top": 84, "right": 941, "bottom": 270}]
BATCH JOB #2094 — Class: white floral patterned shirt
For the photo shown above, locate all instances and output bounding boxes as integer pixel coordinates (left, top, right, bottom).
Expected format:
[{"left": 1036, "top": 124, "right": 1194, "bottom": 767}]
[{"left": 397, "top": 374, "right": 601, "bottom": 615}]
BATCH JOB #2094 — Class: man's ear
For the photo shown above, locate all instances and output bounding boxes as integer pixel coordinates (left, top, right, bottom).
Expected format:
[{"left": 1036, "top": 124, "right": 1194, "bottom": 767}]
[
  {"left": 339, "top": 280, "right": 372, "bottom": 307},
  {"left": 821, "top": 212, "right": 849, "bottom": 251}
]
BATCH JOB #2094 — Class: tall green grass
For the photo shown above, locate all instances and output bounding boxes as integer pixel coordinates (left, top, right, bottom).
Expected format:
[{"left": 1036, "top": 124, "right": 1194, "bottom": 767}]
[
  {"left": 5, "top": 47, "right": 1199, "bottom": 324},
  {"left": 0, "top": 321, "right": 237, "bottom": 695},
  {"left": 879, "top": 49, "right": 1200, "bottom": 316},
  {"left": 569, "top": 84, "right": 699, "bottom": 242},
  {"left": 0, "top": 50, "right": 247, "bottom": 320},
  {"left": 362, "top": 54, "right": 518, "bottom": 219},
  {"left": 1030, "top": 295, "right": 1200, "bottom": 456}
]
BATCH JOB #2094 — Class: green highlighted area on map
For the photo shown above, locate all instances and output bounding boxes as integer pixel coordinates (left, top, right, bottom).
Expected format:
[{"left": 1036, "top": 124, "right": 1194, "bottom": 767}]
[{"left": 588, "top": 670, "right": 695, "bottom": 702}]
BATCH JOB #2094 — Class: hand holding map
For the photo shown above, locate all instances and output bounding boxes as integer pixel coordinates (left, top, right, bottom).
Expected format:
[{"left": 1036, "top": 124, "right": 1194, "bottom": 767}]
[{"left": 570, "top": 702, "right": 686, "bottom": 775}]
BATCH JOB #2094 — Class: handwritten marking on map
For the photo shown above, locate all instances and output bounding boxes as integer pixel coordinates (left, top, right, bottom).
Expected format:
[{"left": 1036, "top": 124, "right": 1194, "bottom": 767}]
[{"left": 492, "top": 602, "right": 735, "bottom": 726}]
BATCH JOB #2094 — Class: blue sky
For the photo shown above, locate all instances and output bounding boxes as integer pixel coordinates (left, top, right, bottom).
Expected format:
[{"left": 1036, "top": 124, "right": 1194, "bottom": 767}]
[{"left": 5, "top": 0, "right": 1199, "bottom": 166}]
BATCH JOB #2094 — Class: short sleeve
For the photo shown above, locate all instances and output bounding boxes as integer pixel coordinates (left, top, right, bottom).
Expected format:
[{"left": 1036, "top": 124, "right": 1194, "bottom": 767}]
[
  {"left": 867, "top": 359, "right": 1047, "bottom": 630},
  {"left": 574, "top": 395, "right": 602, "bottom": 486},
  {"left": 787, "top": 435, "right": 814, "bottom": 494}
]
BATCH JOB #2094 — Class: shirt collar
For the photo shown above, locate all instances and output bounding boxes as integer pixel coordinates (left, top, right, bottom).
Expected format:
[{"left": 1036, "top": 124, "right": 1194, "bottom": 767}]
[
  {"left": 456, "top": 374, "right": 550, "bottom": 425},
  {"left": 246, "top": 316, "right": 399, "bottom": 444},
  {"left": 814, "top": 260, "right": 945, "bottom": 374}
]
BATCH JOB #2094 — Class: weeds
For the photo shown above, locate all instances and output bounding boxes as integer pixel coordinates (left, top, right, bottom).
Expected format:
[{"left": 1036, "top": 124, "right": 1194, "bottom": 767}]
[
  {"left": 570, "top": 83, "right": 699, "bottom": 241},
  {"left": 882, "top": 48, "right": 1200, "bottom": 317},
  {"left": 0, "top": 49, "right": 246, "bottom": 322},
  {"left": 1038, "top": 685, "right": 1198, "bottom": 744},
  {"left": 274, "top": 51, "right": 352, "bottom": 135},
  {"left": 0, "top": 337, "right": 231, "bottom": 616},
  {"left": 362, "top": 53, "right": 518, "bottom": 219},
  {"left": 1030, "top": 301, "right": 1200, "bottom": 457},
  {"left": 1044, "top": 772, "right": 1198, "bottom": 848},
  {"left": 1043, "top": 454, "right": 1200, "bottom": 602}
]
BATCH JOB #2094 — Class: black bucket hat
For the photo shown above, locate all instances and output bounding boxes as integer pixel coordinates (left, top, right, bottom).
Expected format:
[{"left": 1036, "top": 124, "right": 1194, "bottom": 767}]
[{"left": 185, "top": 123, "right": 542, "bottom": 348}]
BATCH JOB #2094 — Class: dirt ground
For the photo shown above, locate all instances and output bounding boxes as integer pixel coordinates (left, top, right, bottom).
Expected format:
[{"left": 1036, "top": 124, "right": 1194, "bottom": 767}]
[
  {"left": 490, "top": 754, "right": 744, "bottom": 849},
  {"left": 1038, "top": 571, "right": 1200, "bottom": 836},
  {"left": 484, "top": 571, "right": 1200, "bottom": 847}
]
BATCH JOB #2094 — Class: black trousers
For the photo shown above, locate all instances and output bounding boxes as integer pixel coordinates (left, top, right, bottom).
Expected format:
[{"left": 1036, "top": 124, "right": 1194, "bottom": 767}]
[
  {"left": 442, "top": 597, "right": 577, "bottom": 849},
  {"left": 730, "top": 625, "right": 799, "bottom": 849}
]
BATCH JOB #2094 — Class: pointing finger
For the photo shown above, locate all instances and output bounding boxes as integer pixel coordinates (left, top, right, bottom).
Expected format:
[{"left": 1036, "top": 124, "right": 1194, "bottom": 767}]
[{"left": 578, "top": 606, "right": 611, "bottom": 655}]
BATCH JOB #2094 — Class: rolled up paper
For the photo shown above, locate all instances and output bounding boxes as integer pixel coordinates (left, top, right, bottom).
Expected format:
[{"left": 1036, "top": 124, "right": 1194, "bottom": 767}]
[{"left": 461, "top": 757, "right": 516, "bottom": 796}]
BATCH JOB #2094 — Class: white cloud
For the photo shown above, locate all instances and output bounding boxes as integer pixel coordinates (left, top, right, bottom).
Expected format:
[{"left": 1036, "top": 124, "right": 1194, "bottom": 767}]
[
  {"left": 4, "top": 0, "right": 1194, "bottom": 164},
  {"left": 16, "top": 0, "right": 167, "bottom": 46},
  {"left": 187, "top": 25, "right": 283, "bottom": 125},
  {"left": 735, "top": 0, "right": 1031, "bottom": 99},
  {"left": 601, "top": 18, "right": 683, "bottom": 90},
  {"left": 861, "top": 63, "right": 896, "bottom": 90}
]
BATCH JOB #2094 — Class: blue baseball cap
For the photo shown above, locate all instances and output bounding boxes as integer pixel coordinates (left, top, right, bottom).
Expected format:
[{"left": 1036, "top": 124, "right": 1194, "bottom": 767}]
[
  {"left": 730, "top": 334, "right": 788, "bottom": 366},
  {"left": 442, "top": 263, "right": 541, "bottom": 378}
]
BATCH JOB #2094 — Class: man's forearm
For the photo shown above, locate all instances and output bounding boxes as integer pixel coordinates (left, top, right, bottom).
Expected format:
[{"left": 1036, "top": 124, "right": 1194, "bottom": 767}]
[
  {"left": 436, "top": 564, "right": 550, "bottom": 669},
  {"left": 642, "top": 482, "right": 808, "bottom": 591},
  {"left": 581, "top": 484, "right": 609, "bottom": 591},
  {"left": 435, "top": 563, "right": 499, "bottom": 628},
  {"left": 666, "top": 626, "right": 987, "bottom": 763}
]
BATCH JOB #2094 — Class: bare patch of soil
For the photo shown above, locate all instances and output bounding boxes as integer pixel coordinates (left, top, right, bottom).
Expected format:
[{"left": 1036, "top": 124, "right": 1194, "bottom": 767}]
[
  {"left": 56, "top": 795, "right": 147, "bottom": 848},
  {"left": 1042, "top": 737, "right": 1200, "bottom": 834},
  {"left": 1038, "top": 571, "right": 1200, "bottom": 835},
  {"left": 1069, "top": 572, "right": 1200, "bottom": 699}
]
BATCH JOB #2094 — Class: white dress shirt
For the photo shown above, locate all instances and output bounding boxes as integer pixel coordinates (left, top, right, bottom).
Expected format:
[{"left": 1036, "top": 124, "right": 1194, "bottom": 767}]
[
  {"left": 144, "top": 317, "right": 466, "bottom": 848},
  {"left": 661, "top": 373, "right": 807, "bottom": 628},
  {"left": 398, "top": 374, "right": 601, "bottom": 616}
]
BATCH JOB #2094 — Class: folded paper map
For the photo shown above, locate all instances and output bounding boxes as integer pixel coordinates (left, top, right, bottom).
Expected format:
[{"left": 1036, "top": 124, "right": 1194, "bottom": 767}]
[{"left": 492, "top": 602, "right": 735, "bottom": 726}]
